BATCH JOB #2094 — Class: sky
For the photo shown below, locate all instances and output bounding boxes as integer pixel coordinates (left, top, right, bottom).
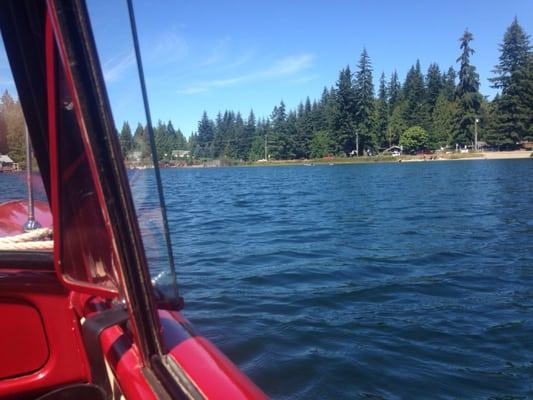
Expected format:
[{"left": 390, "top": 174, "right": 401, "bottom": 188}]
[{"left": 1, "top": 0, "right": 532, "bottom": 136}]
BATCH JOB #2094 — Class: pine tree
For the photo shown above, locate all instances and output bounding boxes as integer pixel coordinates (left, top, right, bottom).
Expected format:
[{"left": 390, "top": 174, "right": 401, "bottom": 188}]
[
  {"left": 333, "top": 67, "right": 356, "bottom": 155},
  {"left": 388, "top": 70, "right": 402, "bottom": 111},
  {"left": 189, "top": 132, "right": 200, "bottom": 158},
  {"left": 242, "top": 110, "right": 256, "bottom": 160},
  {"left": 354, "top": 48, "right": 376, "bottom": 152},
  {"left": 477, "top": 98, "right": 493, "bottom": 143},
  {"left": 174, "top": 128, "right": 187, "bottom": 150},
  {"left": 425, "top": 63, "right": 443, "bottom": 114},
  {"left": 197, "top": 111, "right": 215, "bottom": 158},
  {"left": 442, "top": 67, "right": 457, "bottom": 101},
  {"left": 164, "top": 120, "right": 177, "bottom": 157},
  {"left": 213, "top": 112, "right": 224, "bottom": 157},
  {"left": 489, "top": 18, "right": 532, "bottom": 145},
  {"left": 304, "top": 97, "right": 312, "bottom": 115},
  {"left": 294, "top": 97, "right": 314, "bottom": 158},
  {"left": 133, "top": 122, "right": 149, "bottom": 159},
  {"left": 523, "top": 54, "right": 533, "bottom": 139},
  {"left": 269, "top": 101, "right": 289, "bottom": 159},
  {"left": 223, "top": 112, "right": 244, "bottom": 159},
  {"left": 119, "top": 121, "right": 133, "bottom": 157},
  {"left": 251, "top": 118, "right": 270, "bottom": 160},
  {"left": 491, "top": 17, "right": 531, "bottom": 91},
  {"left": 403, "top": 60, "right": 429, "bottom": 130},
  {"left": 453, "top": 29, "right": 482, "bottom": 146},
  {"left": 153, "top": 120, "right": 169, "bottom": 160},
  {"left": 284, "top": 111, "right": 298, "bottom": 159},
  {"left": 316, "top": 87, "right": 337, "bottom": 135},
  {"left": 376, "top": 72, "right": 389, "bottom": 148},
  {"left": 219, "top": 110, "right": 236, "bottom": 158}
]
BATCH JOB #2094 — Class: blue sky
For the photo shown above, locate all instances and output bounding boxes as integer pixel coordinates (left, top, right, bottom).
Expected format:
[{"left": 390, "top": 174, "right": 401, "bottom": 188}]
[{"left": 1, "top": 0, "right": 532, "bottom": 136}]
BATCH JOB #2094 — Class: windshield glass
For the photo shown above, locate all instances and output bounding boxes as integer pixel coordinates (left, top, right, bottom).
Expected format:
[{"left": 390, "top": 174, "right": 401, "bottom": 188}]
[
  {"left": 0, "top": 37, "right": 52, "bottom": 252},
  {"left": 87, "top": 0, "right": 178, "bottom": 302}
]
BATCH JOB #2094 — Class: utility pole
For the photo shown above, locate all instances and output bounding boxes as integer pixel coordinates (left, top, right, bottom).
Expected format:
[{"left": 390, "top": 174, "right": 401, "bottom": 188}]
[
  {"left": 356, "top": 131, "right": 359, "bottom": 157},
  {"left": 474, "top": 117, "right": 479, "bottom": 152},
  {"left": 264, "top": 134, "right": 268, "bottom": 161}
]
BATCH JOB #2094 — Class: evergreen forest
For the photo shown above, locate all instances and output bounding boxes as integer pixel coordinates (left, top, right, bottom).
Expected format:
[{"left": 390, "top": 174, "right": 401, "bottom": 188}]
[{"left": 0, "top": 19, "right": 531, "bottom": 163}]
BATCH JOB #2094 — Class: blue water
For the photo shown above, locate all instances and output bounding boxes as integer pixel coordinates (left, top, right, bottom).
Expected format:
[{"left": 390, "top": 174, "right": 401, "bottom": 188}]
[
  {"left": 162, "top": 160, "right": 533, "bottom": 399},
  {"left": 2, "top": 159, "right": 532, "bottom": 399}
]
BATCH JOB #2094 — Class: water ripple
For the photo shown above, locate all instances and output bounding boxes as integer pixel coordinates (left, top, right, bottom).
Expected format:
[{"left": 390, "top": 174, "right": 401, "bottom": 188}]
[{"left": 156, "top": 160, "right": 533, "bottom": 398}]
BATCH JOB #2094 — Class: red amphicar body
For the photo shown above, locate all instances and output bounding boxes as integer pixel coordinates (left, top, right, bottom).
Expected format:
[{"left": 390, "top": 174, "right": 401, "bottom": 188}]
[{"left": 0, "top": 200, "right": 52, "bottom": 236}]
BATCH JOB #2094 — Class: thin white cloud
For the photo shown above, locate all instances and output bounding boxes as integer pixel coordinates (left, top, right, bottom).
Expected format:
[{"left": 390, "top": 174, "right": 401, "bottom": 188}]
[
  {"left": 263, "top": 54, "right": 314, "bottom": 77},
  {"left": 103, "top": 30, "right": 188, "bottom": 83},
  {"left": 224, "top": 51, "right": 254, "bottom": 69},
  {"left": 150, "top": 32, "right": 188, "bottom": 64},
  {"left": 201, "top": 37, "right": 230, "bottom": 66},
  {"left": 177, "top": 53, "right": 315, "bottom": 95},
  {"left": 291, "top": 74, "right": 320, "bottom": 84},
  {"left": 201, "top": 38, "right": 254, "bottom": 70},
  {"left": 177, "top": 86, "right": 209, "bottom": 95},
  {"left": 210, "top": 76, "right": 247, "bottom": 87},
  {"left": 103, "top": 51, "right": 135, "bottom": 83}
]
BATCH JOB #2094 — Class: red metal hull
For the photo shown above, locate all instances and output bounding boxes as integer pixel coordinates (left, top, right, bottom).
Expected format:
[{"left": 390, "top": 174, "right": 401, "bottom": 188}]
[
  {"left": 0, "top": 200, "right": 52, "bottom": 237},
  {"left": 0, "top": 200, "right": 266, "bottom": 398}
]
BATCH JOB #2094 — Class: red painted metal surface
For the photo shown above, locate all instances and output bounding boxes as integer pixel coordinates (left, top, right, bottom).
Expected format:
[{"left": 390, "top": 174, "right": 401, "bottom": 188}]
[
  {"left": 47, "top": 2, "right": 120, "bottom": 298},
  {"left": 177, "top": 336, "right": 267, "bottom": 400},
  {"left": 0, "top": 300, "right": 49, "bottom": 380},
  {"left": 99, "top": 325, "right": 157, "bottom": 400},
  {"left": 0, "top": 200, "right": 52, "bottom": 237},
  {"left": 0, "top": 270, "right": 90, "bottom": 398},
  {"left": 95, "top": 308, "right": 268, "bottom": 400},
  {"left": 161, "top": 311, "right": 268, "bottom": 400}
]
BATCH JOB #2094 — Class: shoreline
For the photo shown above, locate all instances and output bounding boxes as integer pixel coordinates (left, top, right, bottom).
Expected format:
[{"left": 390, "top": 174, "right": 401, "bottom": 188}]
[
  {"left": 244, "top": 150, "right": 532, "bottom": 167},
  {"left": 113, "top": 150, "right": 532, "bottom": 170}
]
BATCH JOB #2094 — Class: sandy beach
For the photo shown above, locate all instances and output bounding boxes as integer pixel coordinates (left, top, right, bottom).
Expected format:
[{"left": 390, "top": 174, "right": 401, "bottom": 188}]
[
  {"left": 479, "top": 151, "right": 532, "bottom": 159},
  {"left": 247, "top": 150, "right": 532, "bottom": 166}
]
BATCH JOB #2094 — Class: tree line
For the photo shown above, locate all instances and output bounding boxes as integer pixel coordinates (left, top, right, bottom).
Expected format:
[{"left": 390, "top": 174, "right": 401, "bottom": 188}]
[
  {"left": 1, "top": 19, "right": 530, "bottom": 164},
  {"left": 0, "top": 91, "right": 25, "bottom": 164},
  {"left": 168, "top": 18, "right": 529, "bottom": 160},
  {"left": 118, "top": 120, "right": 188, "bottom": 161}
]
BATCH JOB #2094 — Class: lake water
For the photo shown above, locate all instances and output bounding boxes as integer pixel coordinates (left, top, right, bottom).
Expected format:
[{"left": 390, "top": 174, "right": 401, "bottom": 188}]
[
  {"left": 162, "top": 160, "right": 533, "bottom": 399},
  {"left": 2, "top": 159, "right": 532, "bottom": 399}
]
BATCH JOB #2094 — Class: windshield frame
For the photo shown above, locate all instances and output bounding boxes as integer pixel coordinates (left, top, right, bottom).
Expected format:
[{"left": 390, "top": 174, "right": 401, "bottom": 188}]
[{"left": 48, "top": 0, "right": 166, "bottom": 362}]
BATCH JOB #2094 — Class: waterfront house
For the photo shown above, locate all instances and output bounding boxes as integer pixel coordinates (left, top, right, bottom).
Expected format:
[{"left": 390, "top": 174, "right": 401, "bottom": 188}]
[
  {"left": 128, "top": 150, "right": 143, "bottom": 162},
  {"left": 171, "top": 149, "right": 190, "bottom": 159},
  {"left": 382, "top": 145, "right": 402, "bottom": 156},
  {"left": 476, "top": 141, "right": 489, "bottom": 151},
  {"left": 0, "top": 154, "right": 14, "bottom": 171}
]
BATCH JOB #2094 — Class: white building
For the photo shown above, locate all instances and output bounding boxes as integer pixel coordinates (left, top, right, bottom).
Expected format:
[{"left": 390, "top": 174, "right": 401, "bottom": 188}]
[
  {"left": 0, "top": 154, "right": 14, "bottom": 171},
  {"left": 171, "top": 150, "right": 190, "bottom": 159}
]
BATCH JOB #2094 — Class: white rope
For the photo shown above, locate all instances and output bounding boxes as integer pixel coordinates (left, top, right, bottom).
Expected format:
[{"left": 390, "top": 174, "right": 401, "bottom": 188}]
[
  {"left": 0, "top": 228, "right": 52, "bottom": 243},
  {"left": 0, "top": 240, "right": 53, "bottom": 251},
  {"left": 0, "top": 228, "right": 53, "bottom": 251}
]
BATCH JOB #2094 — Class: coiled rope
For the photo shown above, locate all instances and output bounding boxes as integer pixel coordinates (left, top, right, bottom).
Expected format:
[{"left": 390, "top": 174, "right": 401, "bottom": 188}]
[{"left": 0, "top": 228, "right": 53, "bottom": 251}]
